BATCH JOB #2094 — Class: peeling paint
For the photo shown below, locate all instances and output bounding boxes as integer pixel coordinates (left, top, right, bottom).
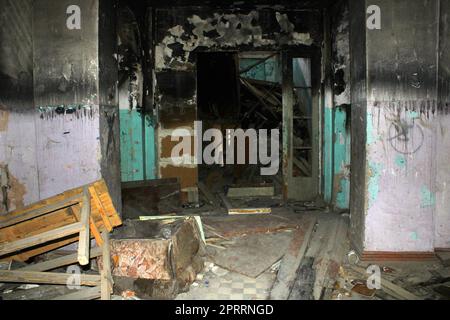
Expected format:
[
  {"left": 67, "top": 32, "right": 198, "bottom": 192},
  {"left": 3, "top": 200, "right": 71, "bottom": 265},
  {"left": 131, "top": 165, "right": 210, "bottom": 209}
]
[
  {"left": 37, "top": 104, "right": 98, "bottom": 120},
  {"left": 1, "top": 170, "right": 27, "bottom": 213},
  {"left": 420, "top": 186, "right": 436, "bottom": 208},
  {"left": 394, "top": 155, "right": 407, "bottom": 168},
  {"left": 407, "top": 110, "right": 420, "bottom": 119},
  {"left": 0, "top": 107, "right": 9, "bottom": 132},
  {"left": 156, "top": 11, "right": 312, "bottom": 70},
  {"left": 366, "top": 111, "right": 379, "bottom": 146}
]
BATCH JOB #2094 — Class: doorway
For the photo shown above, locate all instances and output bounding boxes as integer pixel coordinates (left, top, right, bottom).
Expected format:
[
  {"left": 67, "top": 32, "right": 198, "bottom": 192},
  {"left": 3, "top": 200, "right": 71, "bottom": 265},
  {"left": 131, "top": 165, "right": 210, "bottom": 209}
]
[
  {"left": 282, "top": 51, "right": 320, "bottom": 201},
  {"left": 196, "top": 51, "right": 320, "bottom": 202}
]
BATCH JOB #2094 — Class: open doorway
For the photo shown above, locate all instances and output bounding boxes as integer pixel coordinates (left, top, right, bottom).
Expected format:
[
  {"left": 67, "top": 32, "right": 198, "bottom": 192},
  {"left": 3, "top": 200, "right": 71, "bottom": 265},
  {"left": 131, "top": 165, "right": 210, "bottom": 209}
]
[
  {"left": 196, "top": 51, "right": 283, "bottom": 204},
  {"left": 196, "top": 50, "right": 321, "bottom": 205}
]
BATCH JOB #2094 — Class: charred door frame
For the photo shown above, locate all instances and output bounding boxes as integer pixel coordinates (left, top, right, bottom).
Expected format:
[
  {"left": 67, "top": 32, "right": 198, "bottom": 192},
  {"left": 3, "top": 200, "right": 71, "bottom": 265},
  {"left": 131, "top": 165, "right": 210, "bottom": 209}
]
[{"left": 282, "top": 47, "right": 322, "bottom": 201}]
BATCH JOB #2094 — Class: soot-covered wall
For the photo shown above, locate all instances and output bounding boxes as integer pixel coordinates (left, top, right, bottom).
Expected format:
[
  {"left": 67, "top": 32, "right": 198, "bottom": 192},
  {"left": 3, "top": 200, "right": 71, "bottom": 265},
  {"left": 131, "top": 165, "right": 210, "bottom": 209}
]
[
  {"left": 350, "top": 0, "right": 450, "bottom": 254},
  {"left": 0, "top": 0, "right": 120, "bottom": 214}
]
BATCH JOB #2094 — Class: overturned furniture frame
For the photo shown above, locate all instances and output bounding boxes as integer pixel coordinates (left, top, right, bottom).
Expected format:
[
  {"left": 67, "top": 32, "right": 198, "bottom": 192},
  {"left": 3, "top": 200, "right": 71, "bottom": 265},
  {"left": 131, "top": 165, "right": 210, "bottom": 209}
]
[{"left": 0, "top": 180, "right": 121, "bottom": 300}]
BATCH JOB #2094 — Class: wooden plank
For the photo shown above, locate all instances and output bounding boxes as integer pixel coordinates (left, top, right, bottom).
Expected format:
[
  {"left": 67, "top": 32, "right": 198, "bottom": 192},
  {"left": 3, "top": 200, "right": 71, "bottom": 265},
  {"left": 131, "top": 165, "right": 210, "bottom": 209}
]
[
  {"left": 350, "top": 265, "right": 420, "bottom": 300},
  {"left": 52, "top": 286, "right": 101, "bottom": 300},
  {"left": 89, "top": 186, "right": 113, "bottom": 232},
  {"left": 0, "top": 270, "right": 101, "bottom": 286},
  {"left": 213, "top": 232, "right": 292, "bottom": 278},
  {"left": 90, "top": 216, "right": 103, "bottom": 247},
  {"left": 122, "top": 178, "right": 179, "bottom": 190},
  {"left": 288, "top": 257, "right": 315, "bottom": 300},
  {"left": 0, "top": 222, "right": 82, "bottom": 257},
  {"left": 270, "top": 217, "right": 316, "bottom": 300},
  {"left": 78, "top": 187, "right": 91, "bottom": 266},
  {"left": 70, "top": 204, "right": 103, "bottom": 247},
  {"left": 20, "top": 247, "right": 103, "bottom": 272},
  {"left": 228, "top": 208, "right": 271, "bottom": 215},
  {"left": 227, "top": 185, "right": 274, "bottom": 198},
  {"left": 101, "top": 231, "right": 112, "bottom": 300},
  {"left": 0, "top": 194, "right": 82, "bottom": 229}
]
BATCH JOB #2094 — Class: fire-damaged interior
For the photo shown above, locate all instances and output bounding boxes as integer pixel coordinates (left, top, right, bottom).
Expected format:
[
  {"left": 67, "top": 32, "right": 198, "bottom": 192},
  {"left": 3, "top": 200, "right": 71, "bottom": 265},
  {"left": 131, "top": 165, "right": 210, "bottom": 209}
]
[{"left": 1, "top": 0, "right": 450, "bottom": 301}]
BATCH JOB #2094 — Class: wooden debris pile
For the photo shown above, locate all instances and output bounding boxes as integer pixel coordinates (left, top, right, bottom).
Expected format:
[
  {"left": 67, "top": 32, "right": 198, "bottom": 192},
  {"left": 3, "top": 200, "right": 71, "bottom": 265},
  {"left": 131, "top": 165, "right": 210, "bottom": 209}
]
[{"left": 0, "top": 179, "right": 122, "bottom": 300}]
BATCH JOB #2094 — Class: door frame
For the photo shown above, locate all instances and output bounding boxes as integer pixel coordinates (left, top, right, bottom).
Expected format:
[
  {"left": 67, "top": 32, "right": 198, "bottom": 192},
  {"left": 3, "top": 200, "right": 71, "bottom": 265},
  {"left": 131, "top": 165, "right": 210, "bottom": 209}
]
[{"left": 282, "top": 48, "right": 322, "bottom": 201}]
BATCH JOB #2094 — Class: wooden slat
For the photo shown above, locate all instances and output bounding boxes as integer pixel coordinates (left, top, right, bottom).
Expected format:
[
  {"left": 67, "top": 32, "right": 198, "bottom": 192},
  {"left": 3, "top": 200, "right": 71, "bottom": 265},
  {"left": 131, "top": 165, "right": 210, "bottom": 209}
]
[
  {"left": 101, "top": 231, "right": 112, "bottom": 300},
  {"left": 70, "top": 204, "right": 103, "bottom": 247},
  {"left": 0, "top": 222, "right": 82, "bottom": 257},
  {"left": 20, "top": 247, "right": 103, "bottom": 272},
  {"left": 0, "top": 270, "right": 101, "bottom": 286},
  {"left": 90, "top": 216, "right": 103, "bottom": 246},
  {"left": 89, "top": 186, "right": 113, "bottom": 232},
  {"left": 270, "top": 217, "right": 316, "bottom": 300},
  {"left": 0, "top": 179, "right": 121, "bottom": 262},
  {"left": 0, "top": 194, "right": 82, "bottom": 229},
  {"left": 78, "top": 187, "right": 91, "bottom": 266},
  {"left": 52, "top": 286, "right": 101, "bottom": 300}
]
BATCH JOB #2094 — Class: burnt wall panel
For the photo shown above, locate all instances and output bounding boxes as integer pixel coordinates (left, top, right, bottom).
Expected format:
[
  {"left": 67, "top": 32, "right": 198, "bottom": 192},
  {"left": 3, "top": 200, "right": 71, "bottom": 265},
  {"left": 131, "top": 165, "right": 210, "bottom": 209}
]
[
  {"left": 349, "top": 0, "right": 367, "bottom": 253},
  {"left": 367, "top": 0, "right": 438, "bottom": 111},
  {"left": 435, "top": 0, "right": 450, "bottom": 249},
  {"left": 99, "top": 0, "right": 121, "bottom": 214},
  {"left": 33, "top": 0, "right": 99, "bottom": 106},
  {"left": 0, "top": 0, "right": 34, "bottom": 109},
  {"left": 0, "top": 0, "right": 40, "bottom": 214},
  {"left": 154, "top": 7, "right": 322, "bottom": 71},
  {"left": 33, "top": 0, "right": 102, "bottom": 200}
]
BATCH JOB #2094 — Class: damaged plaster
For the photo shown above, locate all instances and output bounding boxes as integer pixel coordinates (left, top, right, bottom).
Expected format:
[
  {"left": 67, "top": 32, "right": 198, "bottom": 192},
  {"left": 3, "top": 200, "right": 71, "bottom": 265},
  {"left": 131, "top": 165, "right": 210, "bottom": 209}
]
[
  {"left": 155, "top": 10, "right": 312, "bottom": 70},
  {"left": 0, "top": 107, "right": 9, "bottom": 132}
]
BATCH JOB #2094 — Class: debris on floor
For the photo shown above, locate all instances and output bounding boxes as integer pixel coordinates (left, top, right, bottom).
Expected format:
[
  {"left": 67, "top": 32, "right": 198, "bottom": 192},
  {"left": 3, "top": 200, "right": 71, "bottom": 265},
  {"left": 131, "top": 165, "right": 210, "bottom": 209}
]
[
  {"left": 0, "top": 180, "right": 120, "bottom": 300},
  {"left": 104, "top": 217, "right": 205, "bottom": 299}
]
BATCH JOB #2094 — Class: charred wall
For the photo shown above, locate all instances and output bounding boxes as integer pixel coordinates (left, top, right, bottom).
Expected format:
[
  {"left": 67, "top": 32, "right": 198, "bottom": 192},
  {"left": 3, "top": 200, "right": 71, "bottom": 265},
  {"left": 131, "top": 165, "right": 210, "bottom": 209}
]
[{"left": 0, "top": 0, "right": 121, "bottom": 214}]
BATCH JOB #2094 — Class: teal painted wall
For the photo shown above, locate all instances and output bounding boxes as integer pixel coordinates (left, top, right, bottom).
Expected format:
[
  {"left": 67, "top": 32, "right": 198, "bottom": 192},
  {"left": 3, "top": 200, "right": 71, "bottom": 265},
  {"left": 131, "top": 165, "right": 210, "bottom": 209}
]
[
  {"left": 333, "top": 106, "right": 350, "bottom": 209},
  {"left": 323, "top": 106, "right": 334, "bottom": 203},
  {"left": 119, "top": 110, "right": 156, "bottom": 182},
  {"left": 323, "top": 106, "right": 351, "bottom": 209}
]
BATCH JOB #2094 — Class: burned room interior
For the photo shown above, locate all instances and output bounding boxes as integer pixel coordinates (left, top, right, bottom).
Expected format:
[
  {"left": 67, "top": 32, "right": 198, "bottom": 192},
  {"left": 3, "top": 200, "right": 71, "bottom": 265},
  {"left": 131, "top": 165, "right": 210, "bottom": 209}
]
[{"left": 1, "top": 0, "right": 450, "bottom": 302}]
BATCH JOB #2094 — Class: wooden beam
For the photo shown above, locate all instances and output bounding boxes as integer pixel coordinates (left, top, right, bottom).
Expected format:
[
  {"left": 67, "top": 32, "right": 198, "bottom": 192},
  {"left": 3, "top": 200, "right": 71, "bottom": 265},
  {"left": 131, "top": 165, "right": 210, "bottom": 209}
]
[
  {"left": 0, "top": 270, "right": 101, "bottom": 286},
  {"left": 20, "top": 247, "right": 103, "bottom": 272},
  {"left": 0, "top": 222, "right": 82, "bottom": 257},
  {"left": 52, "top": 286, "right": 101, "bottom": 300},
  {"left": 228, "top": 208, "right": 271, "bottom": 215},
  {"left": 101, "top": 231, "right": 112, "bottom": 300},
  {"left": 89, "top": 186, "right": 113, "bottom": 231},
  {"left": 227, "top": 186, "right": 275, "bottom": 198},
  {"left": 270, "top": 217, "right": 316, "bottom": 300},
  {"left": 78, "top": 187, "right": 91, "bottom": 266},
  {"left": 0, "top": 194, "right": 82, "bottom": 229}
]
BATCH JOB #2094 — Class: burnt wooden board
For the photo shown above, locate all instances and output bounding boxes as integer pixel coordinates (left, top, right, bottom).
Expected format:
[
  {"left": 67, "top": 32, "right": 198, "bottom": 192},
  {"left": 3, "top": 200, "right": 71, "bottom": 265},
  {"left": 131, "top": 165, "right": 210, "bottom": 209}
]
[
  {"left": 212, "top": 231, "right": 293, "bottom": 278},
  {"left": 203, "top": 214, "right": 306, "bottom": 238}
]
